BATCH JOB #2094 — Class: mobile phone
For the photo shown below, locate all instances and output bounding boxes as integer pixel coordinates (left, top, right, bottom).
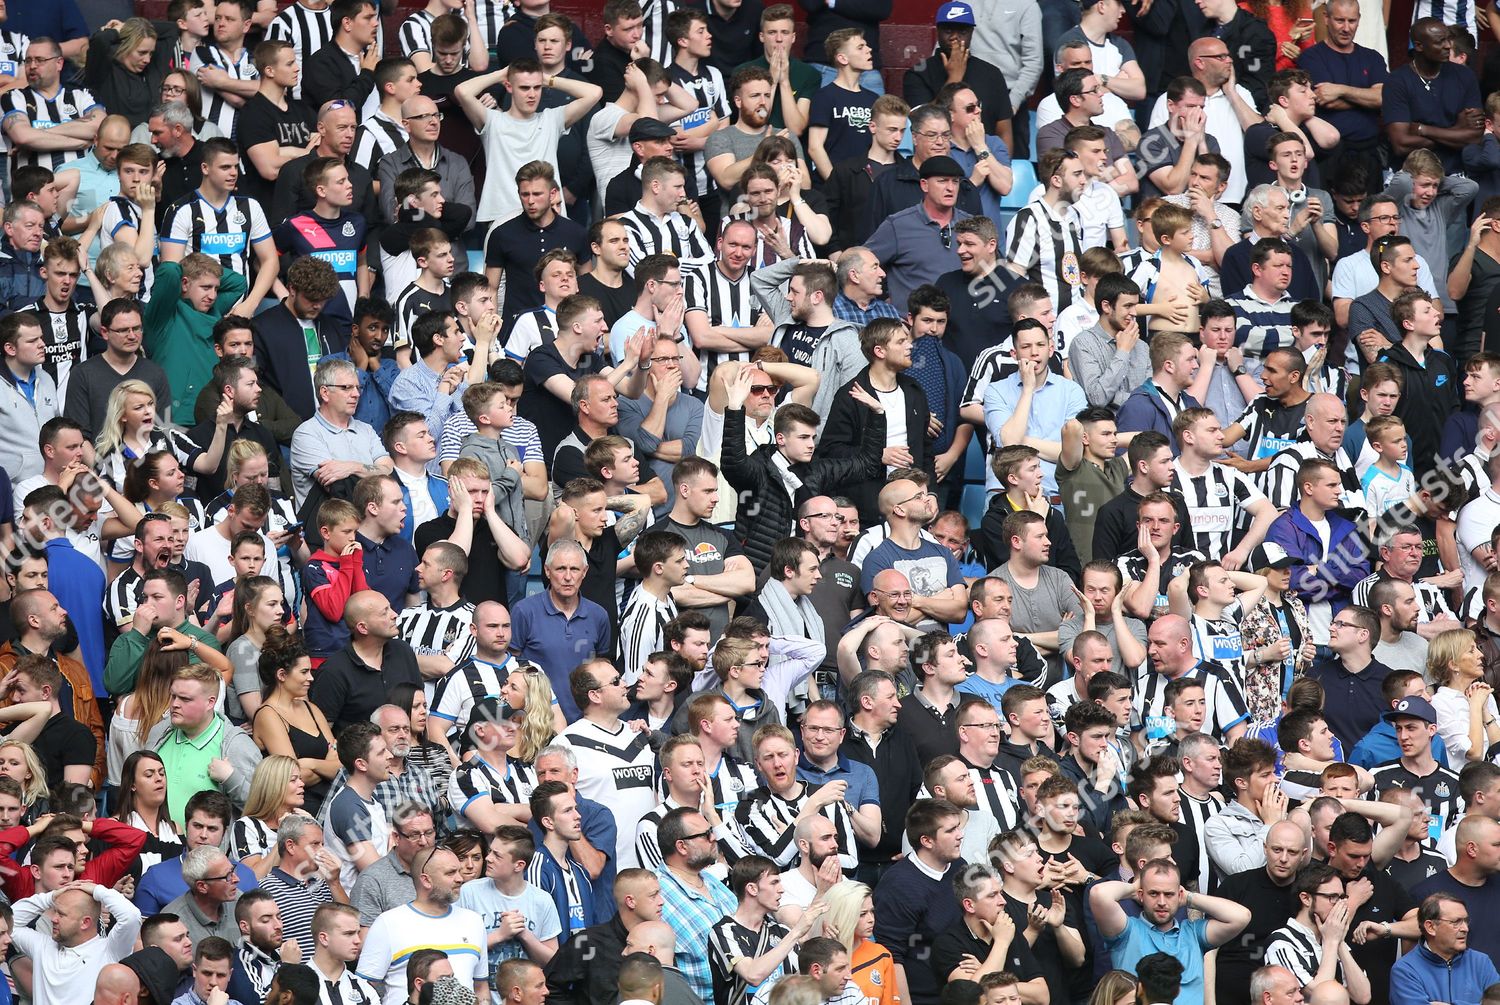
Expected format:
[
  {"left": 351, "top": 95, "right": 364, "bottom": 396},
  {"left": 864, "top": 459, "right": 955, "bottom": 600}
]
[{"left": 283, "top": 522, "right": 305, "bottom": 536}]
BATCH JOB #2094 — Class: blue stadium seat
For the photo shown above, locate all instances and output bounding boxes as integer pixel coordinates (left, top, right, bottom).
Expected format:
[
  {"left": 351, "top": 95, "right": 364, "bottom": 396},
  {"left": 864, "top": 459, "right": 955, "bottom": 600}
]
[{"left": 994, "top": 159, "right": 1038, "bottom": 239}]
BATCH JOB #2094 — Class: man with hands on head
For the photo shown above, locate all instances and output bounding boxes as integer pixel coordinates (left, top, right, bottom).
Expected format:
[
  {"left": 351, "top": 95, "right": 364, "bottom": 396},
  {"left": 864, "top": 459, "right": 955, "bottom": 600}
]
[
  {"left": 1091, "top": 857, "right": 1252, "bottom": 1005},
  {"left": 12, "top": 877, "right": 144, "bottom": 1005},
  {"left": 1263, "top": 865, "right": 1371, "bottom": 1002}
]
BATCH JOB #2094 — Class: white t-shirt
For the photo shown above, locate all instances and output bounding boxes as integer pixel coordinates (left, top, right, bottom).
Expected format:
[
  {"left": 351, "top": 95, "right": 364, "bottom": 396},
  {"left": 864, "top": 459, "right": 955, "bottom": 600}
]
[
  {"left": 356, "top": 902, "right": 487, "bottom": 1005},
  {"left": 876, "top": 384, "right": 908, "bottom": 462},
  {"left": 1457, "top": 488, "right": 1500, "bottom": 593},
  {"left": 477, "top": 105, "right": 566, "bottom": 224},
  {"left": 586, "top": 103, "right": 633, "bottom": 198}
]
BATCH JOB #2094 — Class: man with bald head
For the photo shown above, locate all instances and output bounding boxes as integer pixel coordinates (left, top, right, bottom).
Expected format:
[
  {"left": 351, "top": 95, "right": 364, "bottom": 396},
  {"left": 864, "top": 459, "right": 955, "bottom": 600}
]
[
  {"left": 1303, "top": 982, "right": 1348, "bottom": 1005},
  {"left": 427, "top": 600, "right": 528, "bottom": 763},
  {"left": 270, "top": 99, "right": 380, "bottom": 228},
  {"left": 1263, "top": 393, "right": 1369, "bottom": 516},
  {"left": 1215, "top": 822, "right": 1308, "bottom": 1005},
  {"left": 1249, "top": 966, "right": 1306, "bottom": 1005},
  {"left": 859, "top": 477, "right": 968, "bottom": 630},
  {"left": 622, "top": 921, "right": 700, "bottom": 1005},
  {"left": 956, "top": 617, "right": 1020, "bottom": 709},
  {"left": 1413, "top": 814, "right": 1500, "bottom": 963},
  {"left": 56, "top": 115, "right": 133, "bottom": 231},
  {"left": 1137, "top": 614, "right": 1249, "bottom": 748},
  {"left": 14, "top": 879, "right": 144, "bottom": 1005},
  {"left": 1144, "top": 39, "right": 1265, "bottom": 206},
  {"left": 310, "top": 591, "right": 423, "bottom": 736},
  {"left": 94, "top": 964, "right": 141, "bottom": 1005},
  {"left": 544, "top": 867, "right": 662, "bottom": 1005},
  {"left": 358, "top": 847, "right": 487, "bottom": 1005},
  {"left": 376, "top": 95, "right": 476, "bottom": 224}
]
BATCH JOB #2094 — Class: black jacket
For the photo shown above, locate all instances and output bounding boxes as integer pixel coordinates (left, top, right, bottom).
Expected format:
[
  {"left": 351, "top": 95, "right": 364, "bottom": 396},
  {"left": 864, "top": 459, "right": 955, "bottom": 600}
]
[
  {"left": 253, "top": 302, "right": 348, "bottom": 420},
  {"left": 816, "top": 367, "right": 935, "bottom": 526},
  {"left": 842, "top": 725, "right": 922, "bottom": 863},
  {"left": 303, "top": 44, "right": 377, "bottom": 112},
  {"left": 1215, "top": 10, "right": 1277, "bottom": 111},
  {"left": 720, "top": 405, "right": 885, "bottom": 573},
  {"left": 544, "top": 913, "right": 628, "bottom": 1005},
  {"left": 977, "top": 492, "right": 1083, "bottom": 585},
  {"left": 867, "top": 158, "right": 983, "bottom": 230},
  {"left": 823, "top": 156, "right": 902, "bottom": 251}
]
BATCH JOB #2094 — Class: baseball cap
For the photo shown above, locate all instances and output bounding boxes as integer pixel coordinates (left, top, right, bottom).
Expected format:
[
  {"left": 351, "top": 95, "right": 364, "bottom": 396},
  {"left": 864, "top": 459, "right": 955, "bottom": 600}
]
[
  {"left": 464, "top": 696, "right": 523, "bottom": 747},
  {"left": 1382, "top": 695, "right": 1438, "bottom": 725},
  {"left": 919, "top": 155, "right": 965, "bottom": 178},
  {"left": 1249, "top": 542, "right": 1302, "bottom": 571},
  {"left": 936, "top": 1, "right": 977, "bottom": 25},
  {"left": 629, "top": 118, "right": 676, "bottom": 143}
]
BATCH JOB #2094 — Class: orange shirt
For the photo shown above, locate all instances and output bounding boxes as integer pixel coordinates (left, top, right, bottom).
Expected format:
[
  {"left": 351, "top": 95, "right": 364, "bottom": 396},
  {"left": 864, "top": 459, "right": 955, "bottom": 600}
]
[{"left": 851, "top": 940, "right": 901, "bottom": 1005}]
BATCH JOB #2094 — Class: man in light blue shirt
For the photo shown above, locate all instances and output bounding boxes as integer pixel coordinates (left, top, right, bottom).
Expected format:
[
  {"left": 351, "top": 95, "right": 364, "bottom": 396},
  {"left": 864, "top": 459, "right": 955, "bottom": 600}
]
[
  {"left": 983, "top": 318, "right": 1087, "bottom": 496},
  {"left": 57, "top": 118, "right": 129, "bottom": 257},
  {"left": 1090, "top": 859, "right": 1252, "bottom": 1005}
]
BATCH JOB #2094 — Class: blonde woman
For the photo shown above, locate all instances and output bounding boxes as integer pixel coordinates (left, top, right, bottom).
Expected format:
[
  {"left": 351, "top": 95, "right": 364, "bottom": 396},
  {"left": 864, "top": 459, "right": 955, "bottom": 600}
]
[
  {"left": 95, "top": 380, "right": 231, "bottom": 492},
  {"left": 1429, "top": 628, "right": 1500, "bottom": 762},
  {"left": 500, "top": 664, "right": 564, "bottom": 763},
  {"left": 231, "top": 755, "right": 307, "bottom": 875},
  {"left": 822, "top": 881, "right": 898, "bottom": 1005},
  {"left": 84, "top": 17, "right": 172, "bottom": 128},
  {"left": 203, "top": 440, "right": 306, "bottom": 589},
  {"left": 0, "top": 740, "right": 51, "bottom": 822},
  {"left": 1087, "top": 971, "right": 1139, "bottom": 1005}
]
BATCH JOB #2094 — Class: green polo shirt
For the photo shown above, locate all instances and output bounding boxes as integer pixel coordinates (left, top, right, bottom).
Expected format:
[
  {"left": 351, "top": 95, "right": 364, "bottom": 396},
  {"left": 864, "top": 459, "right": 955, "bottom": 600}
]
[{"left": 156, "top": 715, "right": 229, "bottom": 823}]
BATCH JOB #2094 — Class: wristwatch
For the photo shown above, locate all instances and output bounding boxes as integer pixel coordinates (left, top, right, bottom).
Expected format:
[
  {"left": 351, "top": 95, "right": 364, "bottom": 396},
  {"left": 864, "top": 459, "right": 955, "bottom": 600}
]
[
  {"left": 976, "top": 149, "right": 991, "bottom": 161},
  {"left": 1211, "top": 219, "right": 1224, "bottom": 230},
  {"left": 684, "top": 574, "right": 697, "bottom": 586}
]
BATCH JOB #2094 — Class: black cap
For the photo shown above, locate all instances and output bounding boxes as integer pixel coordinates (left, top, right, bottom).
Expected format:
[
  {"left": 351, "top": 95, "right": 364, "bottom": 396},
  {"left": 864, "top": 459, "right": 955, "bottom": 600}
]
[
  {"left": 919, "top": 155, "right": 965, "bottom": 179},
  {"left": 629, "top": 118, "right": 676, "bottom": 142},
  {"left": 463, "top": 696, "right": 523, "bottom": 747}
]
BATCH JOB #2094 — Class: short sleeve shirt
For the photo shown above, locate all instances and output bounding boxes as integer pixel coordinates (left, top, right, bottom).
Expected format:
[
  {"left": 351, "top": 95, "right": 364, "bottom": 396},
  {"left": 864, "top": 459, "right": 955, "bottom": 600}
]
[{"left": 807, "top": 84, "right": 878, "bottom": 169}]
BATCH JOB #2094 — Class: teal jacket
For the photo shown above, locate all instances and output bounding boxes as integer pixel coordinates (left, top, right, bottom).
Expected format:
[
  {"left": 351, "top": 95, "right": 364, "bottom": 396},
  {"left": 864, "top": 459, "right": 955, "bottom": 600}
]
[{"left": 143, "top": 261, "right": 249, "bottom": 418}]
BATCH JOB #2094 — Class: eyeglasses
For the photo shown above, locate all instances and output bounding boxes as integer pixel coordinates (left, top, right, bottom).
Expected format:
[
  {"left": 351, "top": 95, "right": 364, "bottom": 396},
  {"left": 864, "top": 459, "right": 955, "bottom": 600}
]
[
  {"left": 162, "top": 83, "right": 187, "bottom": 95},
  {"left": 592, "top": 675, "right": 623, "bottom": 689},
  {"left": 1330, "top": 619, "right": 1367, "bottom": 631},
  {"left": 803, "top": 512, "right": 837, "bottom": 520},
  {"left": 1313, "top": 891, "right": 1348, "bottom": 901},
  {"left": 875, "top": 589, "right": 914, "bottom": 600},
  {"left": 1080, "top": 85, "right": 1103, "bottom": 95},
  {"left": 1437, "top": 916, "right": 1472, "bottom": 927},
  {"left": 325, "top": 100, "right": 354, "bottom": 110},
  {"left": 405, "top": 111, "right": 443, "bottom": 122},
  {"left": 1367, "top": 214, "right": 1400, "bottom": 223},
  {"left": 962, "top": 721, "right": 1002, "bottom": 732},
  {"left": 201, "top": 871, "right": 238, "bottom": 884},
  {"left": 915, "top": 130, "right": 952, "bottom": 141},
  {"left": 749, "top": 384, "right": 777, "bottom": 395},
  {"left": 23, "top": 55, "right": 61, "bottom": 65},
  {"left": 399, "top": 827, "right": 437, "bottom": 841},
  {"left": 324, "top": 383, "right": 360, "bottom": 392},
  {"left": 802, "top": 724, "right": 844, "bottom": 736},
  {"left": 1200, "top": 51, "right": 1233, "bottom": 60},
  {"left": 107, "top": 324, "right": 144, "bottom": 334},
  {"left": 649, "top": 354, "right": 680, "bottom": 364},
  {"left": 962, "top": 102, "right": 981, "bottom": 113},
  {"left": 896, "top": 490, "right": 935, "bottom": 506},
  {"left": 679, "top": 829, "right": 714, "bottom": 842}
]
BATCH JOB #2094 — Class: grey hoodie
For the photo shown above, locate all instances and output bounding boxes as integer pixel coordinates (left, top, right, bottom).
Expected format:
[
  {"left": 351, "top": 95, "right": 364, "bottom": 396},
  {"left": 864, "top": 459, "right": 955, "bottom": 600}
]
[
  {"left": 456, "top": 431, "right": 528, "bottom": 540},
  {"left": 749, "top": 256, "right": 865, "bottom": 424}
]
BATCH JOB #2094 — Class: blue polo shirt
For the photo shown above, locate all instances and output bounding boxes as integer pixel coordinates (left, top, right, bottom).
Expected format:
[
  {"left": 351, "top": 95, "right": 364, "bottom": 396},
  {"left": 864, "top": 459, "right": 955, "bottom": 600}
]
[
  {"left": 356, "top": 531, "right": 419, "bottom": 611},
  {"left": 511, "top": 591, "right": 611, "bottom": 722},
  {"left": 1105, "top": 914, "right": 1213, "bottom": 1005},
  {"left": 1297, "top": 43, "right": 1388, "bottom": 146},
  {"left": 795, "top": 752, "right": 880, "bottom": 810}
]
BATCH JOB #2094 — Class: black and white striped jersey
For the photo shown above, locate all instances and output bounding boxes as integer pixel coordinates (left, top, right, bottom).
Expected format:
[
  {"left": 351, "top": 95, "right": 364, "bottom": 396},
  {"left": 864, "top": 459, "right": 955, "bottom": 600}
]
[
  {"left": 398, "top": 10, "right": 437, "bottom": 57},
  {"left": 684, "top": 262, "right": 761, "bottom": 391},
  {"left": 352, "top": 110, "right": 407, "bottom": 177},
  {"left": 1369, "top": 760, "right": 1462, "bottom": 845},
  {"left": 1171, "top": 459, "right": 1267, "bottom": 559},
  {"left": 394, "top": 281, "right": 452, "bottom": 352},
  {"left": 1263, "top": 919, "right": 1333, "bottom": 987},
  {"left": 1232, "top": 394, "right": 1308, "bottom": 464},
  {"left": 101, "top": 196, "right": 151, "bottom": 297},
  {"left": 430, "top": 655, "right": 521, "bottom": 739},
  {"left": 709, "top": 915, "right": 796, "bottom": 1005},
  {"left": 1134, "top": 662, "right": 1249, "bottom": 746},
  {"left": 231, "top": 815, "right": 277, "bottom": 861},
  {"left": 2, "top": 85, "right": 102, "bottom": 171},
  {"left": 28, "top": 298, "right": 93, "bottom": 401},
  {"left": 638, "top": 0, "right": 672, "bottom": 66},
  {"left": 619, "top": 203, "right": 714, "bottom": 274},
  {"left": 619, "top": 587, "right": 677, "bottom": 685},
  {"left": 1004, "top": 197, "right": 1083, "bottom": 315},
  {"left": 965, "top": 756, "right": 1022, "bottom": 831},
  {"left": 398, "top": 599, "right": 476, "bottom": 666},
  {"left": 471, "top": 0, "right": 517, "bottom": 55},
  {"left": 447, "top": 754, "right": 537, "bottom": 822},
  {"left": 1354, "top": 573, "right": 1456, "bottom": 624},
  {"left": 735, "top": 783, "right": 858, "bottom": 872},
  {"left": 1188, "top": 601, "right": 1249, "bottom": 682},
  {"left": 504, "top": 307, "right": 556, "bottom": 362},
  {"left": 1177, "top": 786, "right": 1226, "bottom": 893},
  {"left": 668, "top": 61, "right": 729, "bottom": 199},
  {"left": 105, "top": 566, "right": 146, "bottom": 630},
  {"left": 193, "top": 43, "right": 258, "bottom": 138},
  {"left": 312, "top": 961, "right": 379, "bottom": 1005},
  {"left": 961, "top": 342, "right": 1023, "bottom": 407},
  {"left": 636, "top": 795, "right": 748, "bottom": 874},
  {"left": 266, "top": 2, "right": 334, "bottom": 100},
  {"left": 1262, "top": 442, "right": 1370, "bottom": 519},
  {"left": 162, "top": 190, "right": 272, "bottom": 279},
  {"left": 1117, "top": 547, "right": 1206, "bottom": 619}
]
